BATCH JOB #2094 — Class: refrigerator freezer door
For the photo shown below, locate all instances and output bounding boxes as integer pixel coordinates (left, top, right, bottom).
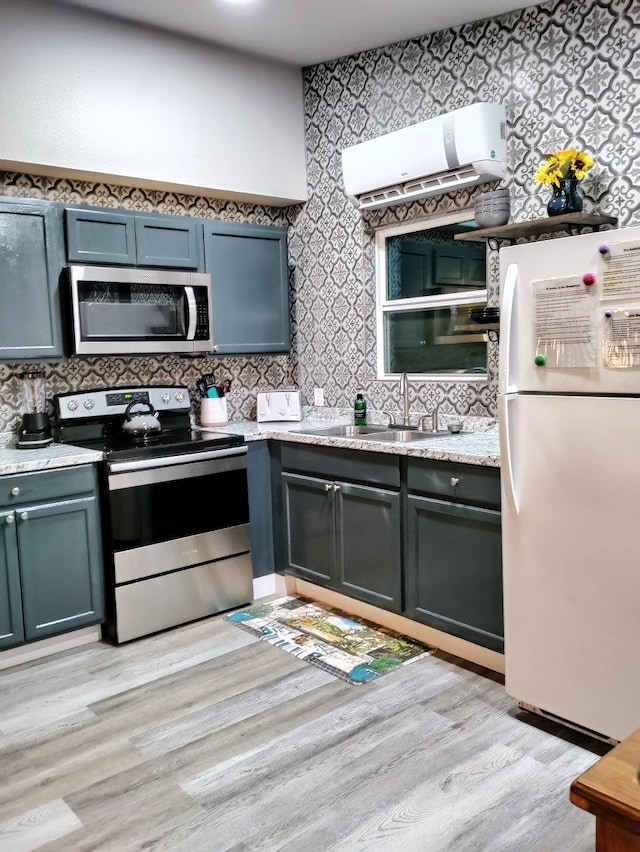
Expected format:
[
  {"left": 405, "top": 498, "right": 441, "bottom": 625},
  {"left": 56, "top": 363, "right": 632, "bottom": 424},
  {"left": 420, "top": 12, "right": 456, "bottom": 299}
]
[
  {"left": 500, "top": 392, "right": 640, "bottom": 741},
  {"left": 500, "top": 225, "right": 640, "bottom": 396}
]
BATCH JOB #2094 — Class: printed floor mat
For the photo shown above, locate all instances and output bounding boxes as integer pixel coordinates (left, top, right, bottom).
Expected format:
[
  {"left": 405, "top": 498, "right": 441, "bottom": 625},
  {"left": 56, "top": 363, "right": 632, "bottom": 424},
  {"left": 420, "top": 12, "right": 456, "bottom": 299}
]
[{"left": 226, "top": 595, "right": 432, "bottom": 684}]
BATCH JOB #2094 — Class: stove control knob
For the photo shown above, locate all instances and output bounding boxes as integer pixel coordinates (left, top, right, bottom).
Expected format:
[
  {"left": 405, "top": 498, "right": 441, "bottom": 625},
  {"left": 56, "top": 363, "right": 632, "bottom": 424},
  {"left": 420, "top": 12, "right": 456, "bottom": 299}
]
[
  {"left": 67, "top": 400, "right": 79, "bottom": 411},
  {"left": 175, "top": 392, "right": 185, "bottom": 402},
  {"left": 161, "top": 394, "right": 170, "bottom": 403},
  {"left": 83, "top": 399, "right": 95, "bottom": 410}
]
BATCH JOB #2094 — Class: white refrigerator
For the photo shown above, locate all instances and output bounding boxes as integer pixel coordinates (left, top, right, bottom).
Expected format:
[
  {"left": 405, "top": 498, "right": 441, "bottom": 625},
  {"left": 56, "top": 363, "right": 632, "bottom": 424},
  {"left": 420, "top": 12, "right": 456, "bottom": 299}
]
[{"left": 499, "top": 224, "right": 640, "bottom": 742}]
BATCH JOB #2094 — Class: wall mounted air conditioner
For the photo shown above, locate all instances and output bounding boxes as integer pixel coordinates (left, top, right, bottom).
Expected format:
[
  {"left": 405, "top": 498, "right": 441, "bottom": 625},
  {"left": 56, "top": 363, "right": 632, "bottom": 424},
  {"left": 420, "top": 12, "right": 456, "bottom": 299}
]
[{"left": 341, "top": 102, "right": 507, "bottom": 211}]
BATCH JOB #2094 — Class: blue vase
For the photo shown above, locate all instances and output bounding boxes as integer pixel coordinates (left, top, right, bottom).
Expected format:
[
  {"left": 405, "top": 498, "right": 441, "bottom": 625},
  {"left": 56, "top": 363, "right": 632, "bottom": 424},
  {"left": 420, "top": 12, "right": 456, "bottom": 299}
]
[{"left": 547, "top": 178, "right": 584, "bottom": 217}]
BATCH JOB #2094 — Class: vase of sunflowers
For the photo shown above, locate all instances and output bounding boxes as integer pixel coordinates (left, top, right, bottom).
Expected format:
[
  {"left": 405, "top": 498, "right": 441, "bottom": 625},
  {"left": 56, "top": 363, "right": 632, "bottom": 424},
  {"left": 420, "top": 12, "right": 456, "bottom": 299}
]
[{"left": 534, "top": 148, "right": 595, "bottom": 217}]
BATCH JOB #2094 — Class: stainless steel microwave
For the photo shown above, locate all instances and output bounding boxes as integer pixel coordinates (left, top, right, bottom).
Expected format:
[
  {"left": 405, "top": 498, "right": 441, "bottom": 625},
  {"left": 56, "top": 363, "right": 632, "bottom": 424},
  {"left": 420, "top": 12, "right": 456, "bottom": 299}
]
[{"left": 68, "top": 265, "right": 213, "bottom": 356}]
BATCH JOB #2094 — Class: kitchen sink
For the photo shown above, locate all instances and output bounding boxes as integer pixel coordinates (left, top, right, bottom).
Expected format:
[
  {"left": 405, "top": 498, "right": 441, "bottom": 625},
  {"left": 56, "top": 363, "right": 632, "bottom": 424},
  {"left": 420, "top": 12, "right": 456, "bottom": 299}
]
[
  {"left": 290, "top": 424, "right": 470, "bottom": 442},
  {"left": 360, "top": 429, "right": 468, "bottom": 442},
  {"left": 290, "top": 424, "right": 391, "bottom": 438}
]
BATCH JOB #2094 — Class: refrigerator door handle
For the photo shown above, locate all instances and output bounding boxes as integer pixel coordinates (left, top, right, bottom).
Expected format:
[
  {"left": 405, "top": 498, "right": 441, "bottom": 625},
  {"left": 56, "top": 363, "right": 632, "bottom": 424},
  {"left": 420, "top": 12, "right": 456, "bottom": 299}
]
[
  {"left": 499, "top": 394, "right": 519, "bottom": 516},
  {"left": 499, "top": 263, "right": 518, "bottom": 395}
]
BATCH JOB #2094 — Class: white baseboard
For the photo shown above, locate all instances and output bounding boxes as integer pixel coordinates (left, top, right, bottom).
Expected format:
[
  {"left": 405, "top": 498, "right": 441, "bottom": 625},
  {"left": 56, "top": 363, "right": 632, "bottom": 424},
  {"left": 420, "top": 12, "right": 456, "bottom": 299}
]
[
  {"left": 253, "top": 572, "right": 287, "bottom": 601},
  {"left": 0, "top": 626, "right": 101, "bottom": 671}
]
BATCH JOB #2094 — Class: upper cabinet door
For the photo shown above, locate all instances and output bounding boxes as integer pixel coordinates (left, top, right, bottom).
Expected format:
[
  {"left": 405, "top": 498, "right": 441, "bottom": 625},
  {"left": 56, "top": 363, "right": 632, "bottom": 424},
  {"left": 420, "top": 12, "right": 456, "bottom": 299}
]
[
  {"left": 0, "top": 198, "right": 65, "bottom": 360},
  {"left": 203, "top": 222, "right": 290, "bottom": 354},
  {"left": 66, "top": 208, "right": 137, "bottom": 265},
  {"left": 135, "top": 214, "right": 202, "bottom": 269}
]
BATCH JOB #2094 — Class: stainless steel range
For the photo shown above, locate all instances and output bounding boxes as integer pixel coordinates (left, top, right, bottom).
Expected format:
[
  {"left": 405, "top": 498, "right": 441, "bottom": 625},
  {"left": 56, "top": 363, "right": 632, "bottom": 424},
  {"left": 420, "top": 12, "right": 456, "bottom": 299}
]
[{"left": 55, "top": 385, "right": 253, "bottom": 643}]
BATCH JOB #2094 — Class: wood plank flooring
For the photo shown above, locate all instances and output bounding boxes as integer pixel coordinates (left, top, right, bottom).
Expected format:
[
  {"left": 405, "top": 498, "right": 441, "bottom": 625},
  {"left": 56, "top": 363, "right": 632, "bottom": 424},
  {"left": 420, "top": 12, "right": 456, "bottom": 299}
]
[{"left": 0, "top": 615, "right": 609, "bottom": 851}]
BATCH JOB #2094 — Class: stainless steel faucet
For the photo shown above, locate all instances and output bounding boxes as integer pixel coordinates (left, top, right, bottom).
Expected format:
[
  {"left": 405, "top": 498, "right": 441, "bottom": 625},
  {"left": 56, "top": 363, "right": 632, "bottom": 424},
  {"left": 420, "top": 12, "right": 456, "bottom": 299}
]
[
  {"left": 418, "top": 405, "right": 440, "bottom": 433},
  {"left": 400, "top": 373, "right": 411, "bottom": 427}
]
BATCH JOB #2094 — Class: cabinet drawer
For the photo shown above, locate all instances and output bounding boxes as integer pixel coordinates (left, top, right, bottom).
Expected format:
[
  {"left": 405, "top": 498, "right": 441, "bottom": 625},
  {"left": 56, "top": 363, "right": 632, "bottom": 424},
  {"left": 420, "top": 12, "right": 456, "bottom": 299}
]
[
  {"left": 281, "top": 444, "right": 400, "bottom": 488},
  {"left": 407, "top": 458, "right": 500, "bottom": 508},
  {"left": 0, "top": 465, "right": 97, "bottom": 508}
]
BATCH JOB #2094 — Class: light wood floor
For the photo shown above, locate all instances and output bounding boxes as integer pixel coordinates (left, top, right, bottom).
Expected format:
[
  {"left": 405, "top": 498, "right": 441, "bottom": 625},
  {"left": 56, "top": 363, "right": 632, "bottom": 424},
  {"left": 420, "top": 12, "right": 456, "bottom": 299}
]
[{"left": 0, "top": 614, "right": 609, "bottom": 851}]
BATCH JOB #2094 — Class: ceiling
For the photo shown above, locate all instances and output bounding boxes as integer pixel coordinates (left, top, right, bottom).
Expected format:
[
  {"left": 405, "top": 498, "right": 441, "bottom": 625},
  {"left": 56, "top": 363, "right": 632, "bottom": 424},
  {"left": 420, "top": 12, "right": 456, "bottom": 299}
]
[{"left": 52, "top": 0, "right": 537, "bottom": 67}]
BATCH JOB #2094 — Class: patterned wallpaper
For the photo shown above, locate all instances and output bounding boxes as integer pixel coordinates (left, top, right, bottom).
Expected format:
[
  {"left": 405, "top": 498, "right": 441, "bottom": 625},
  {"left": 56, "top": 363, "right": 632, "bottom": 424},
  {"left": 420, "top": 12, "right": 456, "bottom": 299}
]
[
  {"left": 288, "top": 0, "right": 640, "bottom": 421},
  {"left": 0, "top": 172, "right": 300, "bottom": 433},
  {"left": 2, "top": 0, "right": 639, "bottom": 431}
]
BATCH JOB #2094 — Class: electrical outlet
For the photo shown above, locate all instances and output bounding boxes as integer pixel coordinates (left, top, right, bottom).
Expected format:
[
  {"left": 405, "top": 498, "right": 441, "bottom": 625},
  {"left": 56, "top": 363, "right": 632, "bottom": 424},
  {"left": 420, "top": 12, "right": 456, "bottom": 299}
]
[{"left": 313, "top": 387, "right": 325, "bottom": 406}]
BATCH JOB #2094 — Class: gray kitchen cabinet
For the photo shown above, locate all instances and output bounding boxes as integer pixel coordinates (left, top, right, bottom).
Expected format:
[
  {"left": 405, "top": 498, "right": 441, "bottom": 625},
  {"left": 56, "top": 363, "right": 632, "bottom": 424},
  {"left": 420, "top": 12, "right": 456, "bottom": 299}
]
[
  {"left": 65, "top": 207, "right": 202, "bottom": 269},
  {"left": 0, "top": 197, "right": 65, "bottom": 360},
  {"left": 203, "top": 221, "right": 290, "bottom": 354},
  {"left": 246, "top": 440, "right": 279, "bottom": 579},
  {"left": 66, "top": 207, "right": 137, "bottom": 265},
  {"left": 281, "top": 445, "right": 402, "bottom": 611},
  {"left": 405, "top": 458, "right": 503, "bottom": 652},
  {"left": 134, "top": 214, "right": 203, "bottom": 269},
  {"left": 0, "top": 465, "right": 105, "bottom": 648},
  {"left": 0, "top": 508, "right": 25, "bottom": 649}
]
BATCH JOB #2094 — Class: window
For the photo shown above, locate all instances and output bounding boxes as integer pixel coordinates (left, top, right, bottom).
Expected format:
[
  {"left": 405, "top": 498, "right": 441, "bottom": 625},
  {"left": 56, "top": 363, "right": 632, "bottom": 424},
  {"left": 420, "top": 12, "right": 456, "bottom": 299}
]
[{"left": 375, "top": 211, "right": 487, "bottom": 379}]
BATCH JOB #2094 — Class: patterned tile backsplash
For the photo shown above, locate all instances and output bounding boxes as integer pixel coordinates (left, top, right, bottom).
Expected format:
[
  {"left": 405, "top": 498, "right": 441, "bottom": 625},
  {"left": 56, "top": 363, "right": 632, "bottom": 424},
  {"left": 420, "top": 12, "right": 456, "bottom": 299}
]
[{"left": 2, "top": 0, "right": 639, "bottom": 433}]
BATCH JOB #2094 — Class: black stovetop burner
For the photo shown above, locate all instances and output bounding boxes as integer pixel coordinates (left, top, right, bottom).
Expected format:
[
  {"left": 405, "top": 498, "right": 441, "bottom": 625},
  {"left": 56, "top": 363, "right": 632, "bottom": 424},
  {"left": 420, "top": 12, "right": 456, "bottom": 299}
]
[
  {"left": 54, "top": 384, "right": 244, "bottom": 463},
  {"left": 67, "top": 426, "right": 244, "bottom": 464}
]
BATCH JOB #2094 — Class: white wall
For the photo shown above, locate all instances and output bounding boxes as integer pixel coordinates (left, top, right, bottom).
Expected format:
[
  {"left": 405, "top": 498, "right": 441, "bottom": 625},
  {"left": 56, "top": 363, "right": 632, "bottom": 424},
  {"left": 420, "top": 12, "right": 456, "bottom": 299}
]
[{"left": 0, "top": 0, "right": 307, "bottom": 205}]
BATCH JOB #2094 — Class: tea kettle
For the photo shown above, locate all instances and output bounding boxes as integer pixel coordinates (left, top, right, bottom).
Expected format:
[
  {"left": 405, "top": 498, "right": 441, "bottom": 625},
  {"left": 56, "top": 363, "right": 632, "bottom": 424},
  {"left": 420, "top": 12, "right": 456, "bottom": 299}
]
[{"left": 121, "top": 401, "right": 161, "bottom": 438}]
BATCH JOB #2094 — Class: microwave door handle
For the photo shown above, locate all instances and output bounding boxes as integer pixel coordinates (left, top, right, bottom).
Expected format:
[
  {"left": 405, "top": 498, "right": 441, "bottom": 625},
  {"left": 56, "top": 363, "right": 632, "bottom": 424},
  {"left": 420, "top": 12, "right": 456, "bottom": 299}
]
[{"left": 184, "top": 286, "right": 197, "bottom": 340}]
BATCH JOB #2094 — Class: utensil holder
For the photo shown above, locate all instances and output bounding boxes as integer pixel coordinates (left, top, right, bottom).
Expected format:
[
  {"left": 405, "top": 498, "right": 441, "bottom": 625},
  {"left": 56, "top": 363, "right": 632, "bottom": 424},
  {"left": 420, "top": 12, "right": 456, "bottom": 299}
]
[{"left": 201, "top": 397, "right": 228, "bottom": 426}]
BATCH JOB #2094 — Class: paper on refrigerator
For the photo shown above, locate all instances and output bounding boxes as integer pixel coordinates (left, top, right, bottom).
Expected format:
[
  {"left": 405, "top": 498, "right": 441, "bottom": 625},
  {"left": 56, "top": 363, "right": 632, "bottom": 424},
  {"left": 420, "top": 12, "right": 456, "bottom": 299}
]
[
  {"left": 533, "top": 276, "right": 596, "bottom": 369},
  {"left": 601, "top": 239, "right": 640, "bottom": 299}
]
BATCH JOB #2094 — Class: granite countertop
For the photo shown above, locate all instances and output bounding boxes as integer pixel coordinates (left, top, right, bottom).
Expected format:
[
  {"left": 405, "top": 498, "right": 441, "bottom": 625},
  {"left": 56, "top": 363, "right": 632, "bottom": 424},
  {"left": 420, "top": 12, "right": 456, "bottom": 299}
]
[
  {"left": 205, "top": 417, "right": 501, "bottom": 468},
  {"left": 0, "top": 413, "right": 500, "bottom": 476},
  {"left": 0, "top": 437, "right": 103, "bottom": 476}
]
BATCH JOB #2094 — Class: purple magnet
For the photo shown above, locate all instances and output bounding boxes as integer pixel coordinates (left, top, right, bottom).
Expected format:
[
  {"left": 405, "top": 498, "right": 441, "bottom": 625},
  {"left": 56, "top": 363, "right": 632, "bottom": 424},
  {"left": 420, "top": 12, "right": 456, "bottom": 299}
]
[
  {"left": 583, "top": 272, "right": 596, "bottom": 286},
  {"left": 599, "top": 244, "right": 609, "bottom": 255}
]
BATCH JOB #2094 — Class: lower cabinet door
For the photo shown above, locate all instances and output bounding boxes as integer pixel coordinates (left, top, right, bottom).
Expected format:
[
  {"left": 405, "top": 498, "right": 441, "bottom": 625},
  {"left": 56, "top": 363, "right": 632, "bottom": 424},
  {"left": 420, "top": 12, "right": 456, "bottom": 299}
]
[
  {"left": 405, "top": 494, "right": 503, "bottom": 652},
  {"left": 17, "top": 496, "right": 105, "bottom": 641},
  {"left": 0, "top": 511, "right": 25, "bottom": 649},
  {"left": 336, "top": 483, "right": 402, "bottom": 612},
  {"left": 282, "top": 472, "right": 334, "bottom": 585}
]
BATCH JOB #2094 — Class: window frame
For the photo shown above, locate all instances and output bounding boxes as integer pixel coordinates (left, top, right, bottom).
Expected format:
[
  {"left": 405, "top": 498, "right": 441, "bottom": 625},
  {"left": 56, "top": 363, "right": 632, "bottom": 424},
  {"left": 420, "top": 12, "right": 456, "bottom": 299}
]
[{"left": 374, "top": 208, "right": 488, "bottom": 382}]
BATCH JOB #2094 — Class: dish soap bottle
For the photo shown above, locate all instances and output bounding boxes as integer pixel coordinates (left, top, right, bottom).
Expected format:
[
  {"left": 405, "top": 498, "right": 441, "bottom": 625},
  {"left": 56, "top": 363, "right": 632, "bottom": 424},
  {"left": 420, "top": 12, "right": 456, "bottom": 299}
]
[{"left": 354, "top": 393, "right": 367, "bottom": 425}]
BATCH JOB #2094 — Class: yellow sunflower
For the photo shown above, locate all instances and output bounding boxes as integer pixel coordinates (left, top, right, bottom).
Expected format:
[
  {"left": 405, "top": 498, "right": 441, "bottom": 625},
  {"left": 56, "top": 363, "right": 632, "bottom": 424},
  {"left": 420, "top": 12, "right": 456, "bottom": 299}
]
[
  {"left": 534, "top": 154, "right": 563, "bottom": 186},
  {"left": 571, "top": 150, "right": 595, "bottom": 180},
  {"left": 534, "top": 147, "right": 595, "bottom": 185}
]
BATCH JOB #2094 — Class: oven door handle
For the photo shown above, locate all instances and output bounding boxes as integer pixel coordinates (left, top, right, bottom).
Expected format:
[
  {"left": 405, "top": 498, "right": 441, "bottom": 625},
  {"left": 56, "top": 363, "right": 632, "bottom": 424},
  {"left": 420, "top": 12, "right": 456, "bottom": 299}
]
[
  {"left": 108, "top": 445, "right": 246, "bottom": 476},
  {"left": 185, "top": 286, "right": 197, "bottom": 340}
]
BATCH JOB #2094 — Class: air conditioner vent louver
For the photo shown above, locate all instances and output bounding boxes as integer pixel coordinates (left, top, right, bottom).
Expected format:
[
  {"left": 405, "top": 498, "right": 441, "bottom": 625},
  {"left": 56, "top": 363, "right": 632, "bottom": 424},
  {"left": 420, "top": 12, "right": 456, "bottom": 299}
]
[{"left": 341, "top": 102, "right": 507, "bottom": 211}]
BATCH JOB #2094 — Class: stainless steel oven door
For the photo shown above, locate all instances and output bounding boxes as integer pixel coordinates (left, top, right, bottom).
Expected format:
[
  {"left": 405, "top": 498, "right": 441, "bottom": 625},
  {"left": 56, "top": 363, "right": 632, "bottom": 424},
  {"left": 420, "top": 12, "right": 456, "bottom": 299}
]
[{"left": 107, "top": 447, "right": 250, "bottom": 584}]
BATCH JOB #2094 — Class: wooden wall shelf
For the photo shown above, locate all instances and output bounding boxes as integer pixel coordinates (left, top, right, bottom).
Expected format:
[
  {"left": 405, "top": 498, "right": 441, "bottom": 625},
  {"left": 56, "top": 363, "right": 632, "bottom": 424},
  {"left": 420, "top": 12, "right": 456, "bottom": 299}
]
[{"left": 454, "top": 213, "right": 618, "bottom": 243}]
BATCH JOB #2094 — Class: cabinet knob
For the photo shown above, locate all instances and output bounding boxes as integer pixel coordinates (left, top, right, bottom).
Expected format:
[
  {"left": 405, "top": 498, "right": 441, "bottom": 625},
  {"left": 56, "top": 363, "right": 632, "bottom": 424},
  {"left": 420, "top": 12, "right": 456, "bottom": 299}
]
[
  {"left": 5, "top": 514, "right": 15, "bottom": 524},
  {"left": 20, "top": 512, "right": 28, "bottom": 521},
  {"left": 10, "top": 486, "right": 20, "bottom": 496},
  {"left": 324, "top": 483, "right": 332, "bottom": 492},
  {"left": 333, "top": 484, "right": 341, "bottom": 492},
  {"left": 450, "top": 477, "right": 460, "bottom": 487}
]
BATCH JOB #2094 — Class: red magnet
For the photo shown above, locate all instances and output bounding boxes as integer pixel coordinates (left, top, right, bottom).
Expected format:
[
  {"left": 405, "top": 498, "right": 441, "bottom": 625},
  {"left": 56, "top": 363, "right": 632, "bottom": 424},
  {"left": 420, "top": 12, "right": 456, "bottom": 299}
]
[{"left": 583, "top": 272, "right": 596, "bottom": 286}]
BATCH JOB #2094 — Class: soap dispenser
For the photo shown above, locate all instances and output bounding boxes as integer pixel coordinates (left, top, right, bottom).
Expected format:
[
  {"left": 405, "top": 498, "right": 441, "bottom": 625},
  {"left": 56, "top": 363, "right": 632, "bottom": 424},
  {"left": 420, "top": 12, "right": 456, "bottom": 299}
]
[{"left": 354, "top": 393, "right": 367, "bottom": 426}]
